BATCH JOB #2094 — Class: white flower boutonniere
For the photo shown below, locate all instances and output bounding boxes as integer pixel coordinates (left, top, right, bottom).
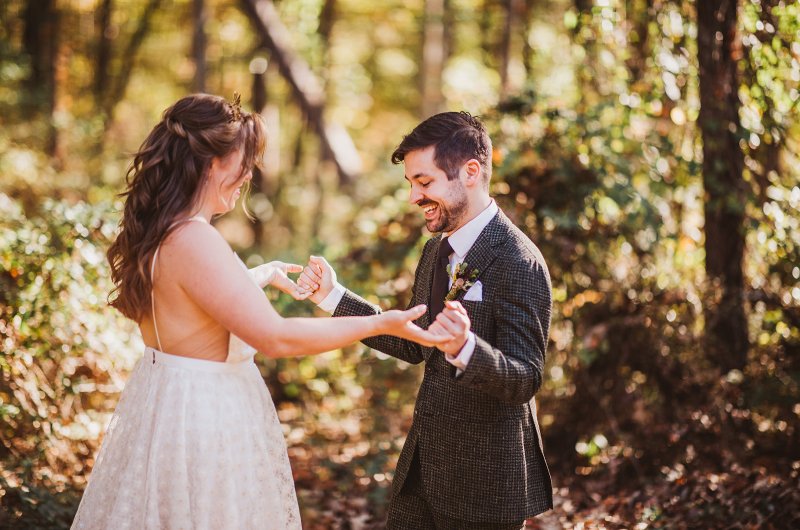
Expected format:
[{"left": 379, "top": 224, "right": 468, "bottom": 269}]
[{"left": 445, "top": 262, "right": 480, "bottom": 302}]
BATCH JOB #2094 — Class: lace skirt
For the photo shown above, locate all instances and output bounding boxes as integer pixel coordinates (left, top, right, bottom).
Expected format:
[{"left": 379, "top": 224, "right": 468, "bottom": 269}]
[{"left": 72, "top": 347, "right": 301, "bottom": 530}]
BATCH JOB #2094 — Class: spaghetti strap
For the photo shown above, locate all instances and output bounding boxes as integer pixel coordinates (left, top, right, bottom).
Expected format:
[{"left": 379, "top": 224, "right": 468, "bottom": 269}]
[
  {"left": 150, "top": 245, "right": 163, "bottom": 352},
  {"left": 149, "top": 215, "right": 208, "bottom": 353}
]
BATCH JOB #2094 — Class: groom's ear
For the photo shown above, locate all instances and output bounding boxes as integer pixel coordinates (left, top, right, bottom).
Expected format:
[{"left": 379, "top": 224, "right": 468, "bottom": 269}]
[{"left": 462, "top": 159, "right": 482, "bottom": 188}]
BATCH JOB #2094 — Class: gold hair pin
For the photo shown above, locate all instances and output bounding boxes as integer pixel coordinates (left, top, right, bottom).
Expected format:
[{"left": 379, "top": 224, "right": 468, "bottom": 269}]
[{"left": 229, "top": 92, "right": 242, "bottom": 122}]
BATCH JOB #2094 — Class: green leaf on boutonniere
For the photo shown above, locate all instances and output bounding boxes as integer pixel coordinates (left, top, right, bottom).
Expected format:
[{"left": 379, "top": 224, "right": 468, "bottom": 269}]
[{"left": 445, "top": 262, "right": 480, "bottom": 302}]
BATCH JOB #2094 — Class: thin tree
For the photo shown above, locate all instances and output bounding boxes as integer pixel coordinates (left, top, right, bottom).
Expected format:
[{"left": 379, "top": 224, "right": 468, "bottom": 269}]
[
  {"left": 22, "top": 0, "right": 58, "bottom": 154},
  {"left": 624, "top": 0, "right": 653, "bottom": 84},
  {"left": 696, "top": 0, "right": 748, "bottom": 371},
  {"left": 250, "top": 55, "right": 272, "bottom": 248},
  {"left": 101, "top": 0, "right": 163, "bottom": 125},
  {"left": 94, "top": 0, "right": 113, "bottom": 99},
  {"left": 318, "top": 0, "right": 336, "bottom": 78},
  {"left": 192, "top": 0, "right": 208, "bottom": 92},
  {"left": 420, "top": 0, "right": 447, "bottom": 118},
  {"left": 500, "top": 0, "right": 525, "bottom": 96}
]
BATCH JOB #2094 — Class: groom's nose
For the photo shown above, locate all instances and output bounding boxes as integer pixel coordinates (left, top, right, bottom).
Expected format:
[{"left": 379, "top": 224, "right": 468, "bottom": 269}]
[{"left": 408, "top": 186, "right": 423, "bottom": 206}]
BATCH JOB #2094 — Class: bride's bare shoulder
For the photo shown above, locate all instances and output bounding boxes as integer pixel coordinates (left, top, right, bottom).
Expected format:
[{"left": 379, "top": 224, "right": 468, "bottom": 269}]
[{"left": 160, "top": 220, "right": 231, "bottom": 265}]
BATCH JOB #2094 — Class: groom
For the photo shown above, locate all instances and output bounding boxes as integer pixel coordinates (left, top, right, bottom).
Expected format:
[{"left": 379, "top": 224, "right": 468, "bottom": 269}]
[{"left": 302, "top": 112, "right": 552, "bottom": 528}]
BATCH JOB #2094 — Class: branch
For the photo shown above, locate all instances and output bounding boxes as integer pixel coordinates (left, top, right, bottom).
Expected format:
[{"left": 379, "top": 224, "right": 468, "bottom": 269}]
[
  {"left": 239, "top": 0, "right": 362, "bottom": 185},
  {"left": 103, "top": 0, "right": 162, "bottom": 120}
]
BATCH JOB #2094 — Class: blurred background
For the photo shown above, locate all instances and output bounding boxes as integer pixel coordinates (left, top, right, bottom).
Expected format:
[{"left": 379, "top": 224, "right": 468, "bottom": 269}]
[{"left": 1, "top": 0, "right": 799, "bottom": 527}]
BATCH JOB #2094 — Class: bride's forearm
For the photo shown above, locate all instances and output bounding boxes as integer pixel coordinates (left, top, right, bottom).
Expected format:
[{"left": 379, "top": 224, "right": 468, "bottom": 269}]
[{"left": 259, "top": 315, "right": 383, "bottom": 358}]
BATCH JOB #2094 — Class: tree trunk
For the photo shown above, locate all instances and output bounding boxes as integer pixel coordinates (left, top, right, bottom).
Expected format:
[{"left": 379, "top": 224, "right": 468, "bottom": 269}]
[
  {"left": 314, "top": 0, "right": 339, "bottom": 241},
  {"left": 23, "top": 0, "right": 55, "bottom": 90},
  {"left": 697, "top": 0, "right": 748, "bottom": 372},
  {"left": 318, "top": 0, "right": 337, "bottom": 83},
  {"left": 500, "top": 0, "right": 525, "bottom": 96},
  {"left": 251, "top": 60, "right": 267, "bottom": 248},
  {"left": 521, "top": 0, "right": 534, "bottom": 81},
  {"left": 102, "top": 0, "right": 162, "bottom": 123},
  {"left": 624, "top": 0, "right": 652, "bottom": 84},
  {"left": 192, "top": 0, "right": 208, "bottom": 93},
  {"left": 94, "top": 0, "right": 113, "bottom": 99},
  {"left": 420, "top": 0, "right": 446, "bottom": 118},
  {"left": 480, "top": 0, "right": 494, "bottom": 60},
  {"left": 22, "top": 0, "right": 60, "bottom": 155},
  {"left": 574, "top": 0, "right": 591, "bottom": 14},
  {"left": 250, "top": 56, "right": 281, "bottom": 248}
]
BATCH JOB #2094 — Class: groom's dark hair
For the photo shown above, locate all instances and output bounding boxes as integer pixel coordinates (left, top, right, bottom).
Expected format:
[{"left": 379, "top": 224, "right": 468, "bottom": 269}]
[{"left": 391, "top": 111, "right": 492, "bottom": 184}]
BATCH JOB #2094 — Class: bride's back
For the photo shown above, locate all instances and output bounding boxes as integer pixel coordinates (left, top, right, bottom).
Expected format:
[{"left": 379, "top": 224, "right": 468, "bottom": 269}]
[
  {"left": 139, "top": 222, "right": 230, "bottom": 362},
  {"left": 105, "top": 94, "right": 270, "bottom": 362}
]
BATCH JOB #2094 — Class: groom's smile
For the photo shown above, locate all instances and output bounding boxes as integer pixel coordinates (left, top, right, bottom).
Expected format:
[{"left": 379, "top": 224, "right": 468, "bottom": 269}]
[
  {"left": 414, "top": 189, "right": 467, "bottom": 233},
  {"left": 404, "top": 147, "right": 470, "bottom": 233},
  {"left": 421, "top": 201, "right": 439, "bottom": 220}
]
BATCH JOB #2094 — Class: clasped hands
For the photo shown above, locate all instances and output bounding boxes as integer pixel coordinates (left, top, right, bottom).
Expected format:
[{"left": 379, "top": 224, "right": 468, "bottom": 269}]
[{"left": 254, "top": 256, "right": 470, "bottom": 352}]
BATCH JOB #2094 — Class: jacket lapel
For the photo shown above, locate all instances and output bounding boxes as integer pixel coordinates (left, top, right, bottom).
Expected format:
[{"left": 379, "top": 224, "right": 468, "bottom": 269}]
[
  {"left": 450, "top": 211, "right": 508, "bottom": 304},
  {"left": 419, "top": 212, "right": 509, "bottom": 364}
]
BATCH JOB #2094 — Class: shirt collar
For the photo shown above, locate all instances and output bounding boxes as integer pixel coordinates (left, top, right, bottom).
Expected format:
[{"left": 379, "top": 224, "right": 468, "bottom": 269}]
[{"left": 445, "top": 200, "right": 498, "bottom": 258}]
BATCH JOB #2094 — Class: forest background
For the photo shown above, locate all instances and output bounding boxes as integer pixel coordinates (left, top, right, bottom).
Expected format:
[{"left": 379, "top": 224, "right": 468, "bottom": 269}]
[{"left": 1, "top": 0, "right": 799, "bottom": 528}]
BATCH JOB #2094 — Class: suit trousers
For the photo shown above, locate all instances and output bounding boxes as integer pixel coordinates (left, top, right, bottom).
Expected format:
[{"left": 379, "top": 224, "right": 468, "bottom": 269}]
[{"left": 386, "top": 449, "right": 526, "bottom": 530}]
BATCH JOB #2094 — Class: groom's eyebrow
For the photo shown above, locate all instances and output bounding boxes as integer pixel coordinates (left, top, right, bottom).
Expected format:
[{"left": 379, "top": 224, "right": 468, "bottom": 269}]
[{"left": 405, "top": 173, "right": 429, "bottom": 183}]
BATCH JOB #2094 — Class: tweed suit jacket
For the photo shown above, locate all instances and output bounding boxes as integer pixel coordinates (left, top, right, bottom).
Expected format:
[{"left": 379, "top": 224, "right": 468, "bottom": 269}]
[{"left": 333, "top": 209, "right": 553, "bottom": 523}]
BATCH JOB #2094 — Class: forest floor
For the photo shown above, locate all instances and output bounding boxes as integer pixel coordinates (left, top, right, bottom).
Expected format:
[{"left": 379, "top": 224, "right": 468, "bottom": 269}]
[
  {"left": 1, "top": 440, "right": 797, "bottom": 529},
  {"left": 2, "top": 378, "right": 798, "bottom": 529},
  {"left": 283, "top": 395, "right": 799, "bottom": 530},
  {"left": 293, "top": 464, "right": 799, "bottom": 529}
]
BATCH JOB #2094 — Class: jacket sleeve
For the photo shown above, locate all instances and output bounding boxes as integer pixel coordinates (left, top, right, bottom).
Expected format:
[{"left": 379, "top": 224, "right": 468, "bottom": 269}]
[
  {"left": 455, "top": 254, "right": 552, "bottom": 404},
  {"left": 331, "top": 239, "right": 435, "bottom": 365}
]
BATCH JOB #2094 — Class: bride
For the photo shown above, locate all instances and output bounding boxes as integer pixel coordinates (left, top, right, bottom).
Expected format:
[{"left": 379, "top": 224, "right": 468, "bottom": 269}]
[{"left": 71, "top": 93, "right": 446, "bottom": 529}]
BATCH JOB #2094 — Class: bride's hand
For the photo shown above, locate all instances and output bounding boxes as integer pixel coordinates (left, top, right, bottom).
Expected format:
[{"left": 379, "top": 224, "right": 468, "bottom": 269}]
[
  {"left": 377, "top": 305, "right": 455, "bottom": 347},
  {"left": 272, "top": 262, "right": 314, "bottom": 300},
  {"left": 252, "top": 262, "right": 312, "bottom": 300}
]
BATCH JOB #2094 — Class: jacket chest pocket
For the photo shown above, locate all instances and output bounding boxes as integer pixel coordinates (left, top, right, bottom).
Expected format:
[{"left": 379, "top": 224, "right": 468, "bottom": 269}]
[{"left": 461, "top": 298, "right": 495, "bottom": 340}]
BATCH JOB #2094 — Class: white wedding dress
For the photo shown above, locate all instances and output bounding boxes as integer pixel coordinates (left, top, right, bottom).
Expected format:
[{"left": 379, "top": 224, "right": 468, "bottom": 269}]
[{"left": 72, "top": 218, "right": 301, "bottom": 530}]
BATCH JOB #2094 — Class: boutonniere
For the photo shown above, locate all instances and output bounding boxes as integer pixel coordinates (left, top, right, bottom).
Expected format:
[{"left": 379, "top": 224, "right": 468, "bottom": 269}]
[{"left": 445, "top": 262, "right": 480, "bottom": 301}]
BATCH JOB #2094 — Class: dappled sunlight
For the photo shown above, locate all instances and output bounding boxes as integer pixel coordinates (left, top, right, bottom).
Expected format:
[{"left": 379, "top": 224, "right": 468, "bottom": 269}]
[{"left": 2, "top": 0, "right": 799, "bottom": 527}]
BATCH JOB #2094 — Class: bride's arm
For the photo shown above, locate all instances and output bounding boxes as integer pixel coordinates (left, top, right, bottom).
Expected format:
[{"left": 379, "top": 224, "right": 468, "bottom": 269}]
[{"left": 168, "top": 222, "right": 448, "bottom": 358}]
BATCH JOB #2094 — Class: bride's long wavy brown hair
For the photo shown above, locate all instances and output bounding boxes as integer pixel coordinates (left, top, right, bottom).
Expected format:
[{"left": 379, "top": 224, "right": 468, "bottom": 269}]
[{"left": 107, "top": 93, "right": 266, "bottom": 321}]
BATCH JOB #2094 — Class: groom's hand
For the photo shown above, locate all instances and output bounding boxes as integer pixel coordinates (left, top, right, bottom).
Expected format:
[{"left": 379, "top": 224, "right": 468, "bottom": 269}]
[
  {"left": 299, "top": 255, "right": 336, "bottom": 304},
  {"left": 380, "top": 305, "right": 453, "bottom": 347},
  {"left": 430, "top": 301, "right": 471, "bottom": 355}
]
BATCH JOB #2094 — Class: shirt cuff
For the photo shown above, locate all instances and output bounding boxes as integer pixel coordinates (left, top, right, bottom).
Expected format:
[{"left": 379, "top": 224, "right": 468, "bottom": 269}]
[
  {"left": 445, "top": 332, "right": 476, "bottom": 373},
  {"left": 317, "top": 282, "right": 346, "bottom": 313}
]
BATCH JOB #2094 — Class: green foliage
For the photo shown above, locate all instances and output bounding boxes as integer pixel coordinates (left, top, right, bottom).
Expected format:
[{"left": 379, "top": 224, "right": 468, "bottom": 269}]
[
  {"left": 484, "top": 1, "right": 800, "bottom": 503},
  {"left": 1, "top": 0, "right": 799, "bottom": 527},
  {"left": 0, "top": 194, "right": 135, "bottom": 526}
]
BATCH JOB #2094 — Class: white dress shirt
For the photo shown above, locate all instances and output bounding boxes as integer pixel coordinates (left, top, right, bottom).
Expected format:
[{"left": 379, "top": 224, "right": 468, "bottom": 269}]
[{"left": 318, "top": 200, "right": 499, "bottom": 373}]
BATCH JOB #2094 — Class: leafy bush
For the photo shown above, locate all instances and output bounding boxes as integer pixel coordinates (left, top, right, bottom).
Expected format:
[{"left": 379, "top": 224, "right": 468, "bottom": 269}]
[
  {"left": 0, "top": 194, "right": 138, "bottom": 528},
  {"left": 488, "top": 89, "right": 800, "bottom": 497}
]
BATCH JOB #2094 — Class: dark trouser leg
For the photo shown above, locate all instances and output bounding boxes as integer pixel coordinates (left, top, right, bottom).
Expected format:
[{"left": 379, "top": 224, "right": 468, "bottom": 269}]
[
  {"left": 431, "top": 513, "right": 527, "bottom": 530},
  {"left": 386, "top": 448, "right": 436, "bottom": 530}
]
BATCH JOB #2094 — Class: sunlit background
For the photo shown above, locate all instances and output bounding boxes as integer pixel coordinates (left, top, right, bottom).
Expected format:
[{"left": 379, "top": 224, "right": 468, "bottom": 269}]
[{"left": 1, "top": 0, "right": 799, "bottom": 527}]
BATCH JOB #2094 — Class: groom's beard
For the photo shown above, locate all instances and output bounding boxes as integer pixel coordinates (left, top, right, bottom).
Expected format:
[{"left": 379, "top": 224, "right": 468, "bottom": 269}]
[{"left": 423, "top": 188, "right": 468, "bottom": 234}]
